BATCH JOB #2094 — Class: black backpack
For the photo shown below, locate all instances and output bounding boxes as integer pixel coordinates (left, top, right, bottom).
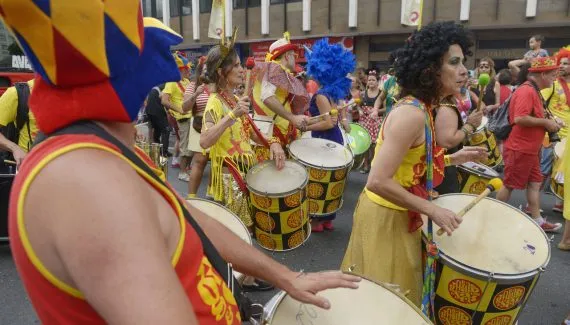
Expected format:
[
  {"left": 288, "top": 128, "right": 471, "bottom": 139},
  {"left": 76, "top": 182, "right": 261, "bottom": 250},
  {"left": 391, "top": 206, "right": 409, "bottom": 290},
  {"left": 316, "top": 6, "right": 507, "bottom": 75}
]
[
  {"left": 0, "top": 83, "right": 31, "bottom": 159},
  {"left": 488, "top": 94, "right": 513, "bottom": 141}
]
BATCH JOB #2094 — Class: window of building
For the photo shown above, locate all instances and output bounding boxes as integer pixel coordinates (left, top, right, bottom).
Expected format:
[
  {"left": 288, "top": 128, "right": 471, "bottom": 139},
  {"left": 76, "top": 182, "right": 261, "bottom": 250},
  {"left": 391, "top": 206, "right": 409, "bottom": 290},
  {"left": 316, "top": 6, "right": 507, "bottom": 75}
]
[
  {"left": 200, "top": 0, "right": 212, "bottom": 13},
  {"left": 234, "top": 0, "right": 261, "bottom": 9},
  {"left": 270, "top": 0, "right": 301, "bottom": 3}
]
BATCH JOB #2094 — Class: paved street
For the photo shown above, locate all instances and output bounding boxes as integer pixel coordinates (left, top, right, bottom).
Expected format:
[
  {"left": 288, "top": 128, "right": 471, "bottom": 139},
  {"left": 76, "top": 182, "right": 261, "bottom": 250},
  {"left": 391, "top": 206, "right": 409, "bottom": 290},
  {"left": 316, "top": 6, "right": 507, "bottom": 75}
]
[{"left": 1, "top": 164, "right": 569, "bottom": 324}]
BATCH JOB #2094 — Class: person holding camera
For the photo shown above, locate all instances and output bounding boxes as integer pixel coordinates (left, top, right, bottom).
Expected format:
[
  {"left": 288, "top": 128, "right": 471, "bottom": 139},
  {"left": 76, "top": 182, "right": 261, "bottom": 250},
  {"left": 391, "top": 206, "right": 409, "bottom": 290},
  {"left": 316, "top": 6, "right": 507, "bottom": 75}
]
[{"left": 496, "top": 57, "right": 563, "bottom": 232}]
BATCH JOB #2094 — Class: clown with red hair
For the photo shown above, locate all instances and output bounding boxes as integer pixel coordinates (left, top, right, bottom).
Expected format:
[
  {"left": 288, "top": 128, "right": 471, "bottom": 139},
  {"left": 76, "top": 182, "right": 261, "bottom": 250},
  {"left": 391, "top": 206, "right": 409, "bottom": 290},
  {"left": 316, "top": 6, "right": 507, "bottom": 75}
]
[
  {"left": 249, "top": 32, "right": 310, "bottom": 161},
  {"left": 542, "top": 46, "right": 570, "bottom": 251}
]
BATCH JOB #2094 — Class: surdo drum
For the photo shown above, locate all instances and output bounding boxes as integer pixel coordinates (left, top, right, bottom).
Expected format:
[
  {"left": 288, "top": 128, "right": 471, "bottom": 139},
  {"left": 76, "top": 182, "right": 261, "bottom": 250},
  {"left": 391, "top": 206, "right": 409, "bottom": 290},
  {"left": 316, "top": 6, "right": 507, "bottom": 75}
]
[
  {"left": 457, "top": 162, "right": 500, "bottom": 195},
  {"left": 467, "top": 117, "right": 502, "bottom": 169},
  {"left": 550, "top": 138, "right": 566, "bottom": 201},
  {"left": 246, "top": 160, "right": 310, "bottom": 251},
  {"left": 288, "top": 138, "right": 353, "bottom": 218},
  {"left": 423, "top": 194, "right": 550, "bottom": 325},
  {"left": 186, "top": 198, "right": 251, "bottom": 283},
  {"left": 260, "top": 276, "right": 432, "bottom": 324}
]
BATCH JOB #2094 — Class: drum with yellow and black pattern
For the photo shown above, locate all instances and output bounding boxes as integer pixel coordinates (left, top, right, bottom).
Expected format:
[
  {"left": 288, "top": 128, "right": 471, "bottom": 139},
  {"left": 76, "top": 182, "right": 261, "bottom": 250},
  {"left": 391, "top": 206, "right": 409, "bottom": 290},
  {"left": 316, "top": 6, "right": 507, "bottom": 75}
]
[
  {"left": 288, "top": 138, "right": 353, "bottom": 219},
  {"left": 457, "top": 162, "right": 500, "bottom": 195},
  {"left": 468, "top": 117, "right": 502, "bottom": 169},
  {"left": 423, "top": 194, "right": 550, "bottom": 325},
  {"left": 246, "top": 160, "right": 310, "bottom": 251}
]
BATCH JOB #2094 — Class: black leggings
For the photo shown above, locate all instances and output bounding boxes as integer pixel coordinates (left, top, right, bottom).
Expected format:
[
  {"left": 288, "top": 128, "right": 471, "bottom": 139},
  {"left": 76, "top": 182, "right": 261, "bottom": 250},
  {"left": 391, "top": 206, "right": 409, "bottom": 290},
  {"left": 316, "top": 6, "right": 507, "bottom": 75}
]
[{"left": 149, "top": 114, "right": 170, "bottom": 156}]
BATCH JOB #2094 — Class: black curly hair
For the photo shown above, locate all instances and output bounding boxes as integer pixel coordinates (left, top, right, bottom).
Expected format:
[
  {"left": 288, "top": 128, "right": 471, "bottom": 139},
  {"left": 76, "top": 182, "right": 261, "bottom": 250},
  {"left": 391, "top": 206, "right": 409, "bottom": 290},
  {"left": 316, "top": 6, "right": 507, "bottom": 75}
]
[{"left": 391, "top": 21, "right": 474, "bottom": 106}]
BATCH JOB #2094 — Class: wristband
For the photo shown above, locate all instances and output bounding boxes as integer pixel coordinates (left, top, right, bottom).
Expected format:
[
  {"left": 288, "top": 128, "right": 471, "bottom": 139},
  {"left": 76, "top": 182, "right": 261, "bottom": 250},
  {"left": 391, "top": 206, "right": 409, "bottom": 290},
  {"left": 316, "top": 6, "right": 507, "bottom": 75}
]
[
  {"left": 444, "top": 155, "right": 452, "bottom": 167},
  {"left": 268, "top": 137, "right": 281, "bottom": 146}
]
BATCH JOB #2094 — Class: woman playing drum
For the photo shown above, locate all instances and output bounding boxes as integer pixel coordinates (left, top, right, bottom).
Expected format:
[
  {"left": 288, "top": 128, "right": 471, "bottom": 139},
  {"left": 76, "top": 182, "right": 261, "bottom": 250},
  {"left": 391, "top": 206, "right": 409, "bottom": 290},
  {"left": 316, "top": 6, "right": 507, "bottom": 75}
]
[
  {"left": 434, "top": 82, "right": 483, "bottom": 194},
  {"left": 304, "top": 38, "right": 355, "bottom": 232},
  {"left": 341, "top": 21, "right": 487, "bottom": 306},
  {"left": 200, "top": 40, "right": 286, "bottom": 231}
]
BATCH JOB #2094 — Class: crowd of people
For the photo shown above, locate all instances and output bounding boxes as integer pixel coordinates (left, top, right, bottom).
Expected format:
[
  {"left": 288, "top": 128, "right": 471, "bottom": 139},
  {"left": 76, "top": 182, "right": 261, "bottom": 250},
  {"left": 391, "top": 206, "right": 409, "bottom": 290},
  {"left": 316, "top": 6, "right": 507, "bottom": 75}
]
[{"left": 0, "top": 0, "right": 568, "bottom": 323}]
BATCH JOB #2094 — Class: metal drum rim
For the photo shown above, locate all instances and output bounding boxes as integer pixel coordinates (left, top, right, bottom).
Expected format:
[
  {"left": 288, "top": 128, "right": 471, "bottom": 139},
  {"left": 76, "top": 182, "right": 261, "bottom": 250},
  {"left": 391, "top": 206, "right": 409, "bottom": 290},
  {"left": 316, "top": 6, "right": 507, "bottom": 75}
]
[
  {"left": 186, "top": 198, "right": 253, "bottom": 245},
  {"left": 425, "top": 194, "right": 551, "bottom": 281},
  {"left": 246, "top": 160, "right": 309, "bottom": 198},
  {"left": 288, "top": 138, "right": 354, "bottom": 170},
  {"left": 457, "top": 163, "right": 499, "bottom": 179},
  {"left": 262, "top": 272, "right": 433, "bottom": 324}
]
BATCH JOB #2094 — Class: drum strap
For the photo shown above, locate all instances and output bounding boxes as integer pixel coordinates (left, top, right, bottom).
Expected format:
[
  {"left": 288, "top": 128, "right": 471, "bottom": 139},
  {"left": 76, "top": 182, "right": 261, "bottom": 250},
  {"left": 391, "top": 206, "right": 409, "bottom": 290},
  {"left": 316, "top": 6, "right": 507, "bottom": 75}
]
[
  {"left": 223, "top": 157, "right": 249, "bottom": 194},
  {"left": 34, "top": 121, "right": 254, "bottom": 317}
]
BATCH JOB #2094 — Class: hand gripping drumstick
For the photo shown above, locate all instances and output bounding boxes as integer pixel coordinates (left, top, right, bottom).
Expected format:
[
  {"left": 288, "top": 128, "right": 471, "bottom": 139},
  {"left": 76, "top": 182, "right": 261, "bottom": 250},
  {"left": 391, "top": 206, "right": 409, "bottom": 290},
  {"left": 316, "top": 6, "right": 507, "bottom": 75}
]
[
  {"left": 436, "top": 178, "right": 503, "bottom": 236},
  {"left": 307, "top": 98, "right": 361, "bottom": 123}
]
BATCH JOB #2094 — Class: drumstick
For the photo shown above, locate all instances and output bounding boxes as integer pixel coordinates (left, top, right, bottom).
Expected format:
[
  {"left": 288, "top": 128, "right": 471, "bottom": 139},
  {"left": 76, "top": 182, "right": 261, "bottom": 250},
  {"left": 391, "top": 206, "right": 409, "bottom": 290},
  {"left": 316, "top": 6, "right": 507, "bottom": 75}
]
[
  {"left": 307, "top": 99, "right": 361, "bottom": 124},
  {"left": 4, "top": 159, "right": 16, "bottom": 165},
  {"left": 436, "top": 178, "right": 503, "bottom": 236}
]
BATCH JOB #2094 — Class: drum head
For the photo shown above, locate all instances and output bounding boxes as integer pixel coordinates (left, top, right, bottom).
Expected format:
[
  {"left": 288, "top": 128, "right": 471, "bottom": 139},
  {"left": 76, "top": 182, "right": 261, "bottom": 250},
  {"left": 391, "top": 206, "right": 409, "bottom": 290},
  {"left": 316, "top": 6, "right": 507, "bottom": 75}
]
[
  {"left": 348, "top": 123, "right": 372, "bottom": 156},
  {"left": 458, "top": 162, "right": 499, "bottom": 179},
  {"left": 186, "top": 198, "right": 252, "bottom": 245},
  {"left": 289, "top": 138, "right": 353, "bottom": 170},
  {"left": 425, "top": 194, "right": 550, "bottom": 275},
  {"left": 265, "top": 277, "right": 431, "bottom": 324},
  {"left": 555, "top": 138, "right": 566, "bottom": 158},
  {"left": 246, "top": 160, "right": 308, "bottom": 197},
  {"left": 475, "top": 116, "right": 488, "bottom": 132}
]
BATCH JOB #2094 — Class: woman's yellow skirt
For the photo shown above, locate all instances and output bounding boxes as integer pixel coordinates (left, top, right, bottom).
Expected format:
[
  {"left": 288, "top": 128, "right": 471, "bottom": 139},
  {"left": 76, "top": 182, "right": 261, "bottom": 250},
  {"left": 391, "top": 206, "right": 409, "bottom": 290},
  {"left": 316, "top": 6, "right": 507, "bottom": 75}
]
[{"left": 341, "top": 191, "right": 423, "bottom": 306}]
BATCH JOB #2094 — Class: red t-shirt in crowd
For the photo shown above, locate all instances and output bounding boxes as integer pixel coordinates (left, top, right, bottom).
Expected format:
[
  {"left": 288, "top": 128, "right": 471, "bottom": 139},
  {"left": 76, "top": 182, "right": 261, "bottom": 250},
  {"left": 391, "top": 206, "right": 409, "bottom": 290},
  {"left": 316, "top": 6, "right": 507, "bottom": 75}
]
[
  {"left": 499, "top": 85, "right": 511, "bottom": 105},
  {"left": 504, "top": 82, "right": 545, "bottom": 155}
]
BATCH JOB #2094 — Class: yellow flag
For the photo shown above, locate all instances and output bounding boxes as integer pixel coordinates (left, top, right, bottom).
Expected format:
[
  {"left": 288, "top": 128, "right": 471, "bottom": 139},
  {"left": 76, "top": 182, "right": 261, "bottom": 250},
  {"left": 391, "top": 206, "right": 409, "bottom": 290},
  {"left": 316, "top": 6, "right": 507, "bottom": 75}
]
[
  {"left": 208, "top": 0, "right": 225, "bottom": 39},
  {"left": 401, "top": 0, "right": 423, "bottom": 27}
]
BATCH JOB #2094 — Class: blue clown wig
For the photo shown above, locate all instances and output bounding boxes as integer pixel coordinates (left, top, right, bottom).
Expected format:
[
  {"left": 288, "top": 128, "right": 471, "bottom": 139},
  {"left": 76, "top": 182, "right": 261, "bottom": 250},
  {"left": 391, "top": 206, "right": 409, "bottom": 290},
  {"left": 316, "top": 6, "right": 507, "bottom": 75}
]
[{"left": 305, "top": 38, "right": 356, "bottom": 102}]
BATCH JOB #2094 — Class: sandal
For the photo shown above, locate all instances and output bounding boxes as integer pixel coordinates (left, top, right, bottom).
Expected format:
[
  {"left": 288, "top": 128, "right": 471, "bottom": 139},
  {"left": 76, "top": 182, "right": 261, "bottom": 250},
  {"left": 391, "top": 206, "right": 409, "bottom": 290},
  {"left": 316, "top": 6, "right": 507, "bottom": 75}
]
[{"left": 242, "top": 279, "right": 274, "bottom": 292}]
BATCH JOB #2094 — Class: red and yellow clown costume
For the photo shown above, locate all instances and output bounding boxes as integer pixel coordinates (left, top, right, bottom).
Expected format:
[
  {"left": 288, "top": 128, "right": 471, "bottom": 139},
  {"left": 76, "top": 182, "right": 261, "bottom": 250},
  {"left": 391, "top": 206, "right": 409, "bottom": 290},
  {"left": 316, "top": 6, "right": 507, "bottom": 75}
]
[
  {"left": 249, "top": 32, "right": 309, "bottom": 161},
  {"left": 1, "top": 1, "right": 241, "bottom": 323}
]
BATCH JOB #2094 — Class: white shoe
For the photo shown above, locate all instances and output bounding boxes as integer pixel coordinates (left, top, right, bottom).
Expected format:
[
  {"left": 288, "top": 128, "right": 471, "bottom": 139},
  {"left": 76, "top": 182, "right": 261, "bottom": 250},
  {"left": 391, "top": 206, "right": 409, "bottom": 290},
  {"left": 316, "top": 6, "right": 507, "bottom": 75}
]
[{"left": 178, "top": 172, "right": 190, "bottom": 182}]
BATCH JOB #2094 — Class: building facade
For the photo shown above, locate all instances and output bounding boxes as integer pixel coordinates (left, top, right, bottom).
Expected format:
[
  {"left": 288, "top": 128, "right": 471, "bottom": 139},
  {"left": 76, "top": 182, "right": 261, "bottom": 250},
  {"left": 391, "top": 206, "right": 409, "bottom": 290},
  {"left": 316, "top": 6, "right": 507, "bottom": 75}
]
[{"left": 145, "top": 0, "right": 570, "bottom": 71}]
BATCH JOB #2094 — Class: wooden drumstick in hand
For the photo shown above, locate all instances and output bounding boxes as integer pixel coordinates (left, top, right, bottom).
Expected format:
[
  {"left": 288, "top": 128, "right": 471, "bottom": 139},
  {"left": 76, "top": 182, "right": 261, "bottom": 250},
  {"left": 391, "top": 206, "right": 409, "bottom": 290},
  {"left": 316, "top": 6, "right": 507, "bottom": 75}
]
[
  {"left": 306, "top": 98, "right": 361, "bottom": 124},
  {"left": 307, "top": 108, "right": 339, "bottom": 123},
  {"left": 436, "top": 178, "right": 504, "bottom": 236}
]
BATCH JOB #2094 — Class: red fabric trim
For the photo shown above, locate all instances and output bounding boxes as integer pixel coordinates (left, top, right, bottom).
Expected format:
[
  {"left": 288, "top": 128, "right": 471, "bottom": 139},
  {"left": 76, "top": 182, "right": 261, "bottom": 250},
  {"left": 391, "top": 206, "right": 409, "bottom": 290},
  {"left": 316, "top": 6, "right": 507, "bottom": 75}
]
[
  {"left": 270, "top": 44, "right": 297, "bottom": 61},
  {"left": 558, "top": 78, "right": 570, "bottom": 107},
  {"left": 223, "top": 158, "right": 249, "bottom": 194},
  {"left": 407, "top": 184, "right": 428, "bottom": 233}
]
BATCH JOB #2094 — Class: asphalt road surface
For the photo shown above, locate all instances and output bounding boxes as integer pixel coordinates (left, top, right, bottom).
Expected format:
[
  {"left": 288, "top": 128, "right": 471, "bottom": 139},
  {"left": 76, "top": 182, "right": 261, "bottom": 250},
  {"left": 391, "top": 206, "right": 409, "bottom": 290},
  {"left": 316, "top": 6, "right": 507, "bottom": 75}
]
[{"left": 1, "top": 163, "right": 569, "bottom": 324}]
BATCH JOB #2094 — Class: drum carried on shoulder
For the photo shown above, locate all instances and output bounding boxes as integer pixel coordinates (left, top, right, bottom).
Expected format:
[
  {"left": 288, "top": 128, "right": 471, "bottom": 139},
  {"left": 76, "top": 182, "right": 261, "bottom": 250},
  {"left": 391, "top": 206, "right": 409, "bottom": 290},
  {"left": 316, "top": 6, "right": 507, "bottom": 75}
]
[
  {"left": 257, "top": 275, "right": 432, "bottom": 324},
  {"left": 288, "top": 138, "right": 353, "bottom": 218},
  {"left": 550, "top": 138, "right": 566, "bottom": 201},
  {"left": 246, "top": 160, "right": 310, "bottom": 251},
  {"left": 468, "top": 117, "right": 502, "bottom": 169},
  {"left": 423, "top": 194, "right": 550, "bottom": 325},
  {"left": 457, "top": 162, "right": 500, "bottom": 195}
]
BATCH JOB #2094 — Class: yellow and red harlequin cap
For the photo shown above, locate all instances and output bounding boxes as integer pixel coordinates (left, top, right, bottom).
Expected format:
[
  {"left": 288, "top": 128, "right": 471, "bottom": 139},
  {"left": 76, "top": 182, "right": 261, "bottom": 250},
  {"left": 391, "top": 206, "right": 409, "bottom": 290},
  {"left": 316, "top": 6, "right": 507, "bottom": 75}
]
[
  {"left": 173, "top": 51, "right": 192, "bottom": 71},
  {"left": 528, "top": 56, "right": 559, "bottom": 73},
  {"left": 0, "top": 0, "right": 183, "bottom": 134}
]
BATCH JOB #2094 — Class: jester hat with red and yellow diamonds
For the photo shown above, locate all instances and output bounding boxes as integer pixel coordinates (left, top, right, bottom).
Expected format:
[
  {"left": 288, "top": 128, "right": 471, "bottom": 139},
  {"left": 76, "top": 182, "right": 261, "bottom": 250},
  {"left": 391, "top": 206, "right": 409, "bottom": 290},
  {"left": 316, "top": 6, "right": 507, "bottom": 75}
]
[{"left": 0, "top": 0, "right": 183, "bottom": 134}]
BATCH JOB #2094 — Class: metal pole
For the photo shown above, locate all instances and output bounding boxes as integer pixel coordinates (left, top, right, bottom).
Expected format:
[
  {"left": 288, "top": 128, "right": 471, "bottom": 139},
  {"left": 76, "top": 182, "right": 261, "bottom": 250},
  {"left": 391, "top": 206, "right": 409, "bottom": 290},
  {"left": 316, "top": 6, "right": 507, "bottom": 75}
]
[
  {"left": 284, "top": 0, "right": 288, "bottom": 32},
  {"left": 245, "top": 0, "right": 249, "bottom": 35},
  {"left": 376, "top": 0, "right": 381, "bottom": 26}
]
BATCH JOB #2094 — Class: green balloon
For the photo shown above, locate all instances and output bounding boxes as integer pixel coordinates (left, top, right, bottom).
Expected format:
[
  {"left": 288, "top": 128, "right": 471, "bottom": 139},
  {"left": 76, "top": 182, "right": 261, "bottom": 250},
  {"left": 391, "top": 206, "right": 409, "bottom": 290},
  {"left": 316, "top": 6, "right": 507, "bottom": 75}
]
[{"left": 478, "top": 73, "right": 491, "bottom": 87}]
